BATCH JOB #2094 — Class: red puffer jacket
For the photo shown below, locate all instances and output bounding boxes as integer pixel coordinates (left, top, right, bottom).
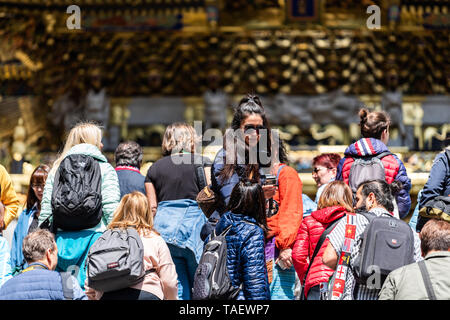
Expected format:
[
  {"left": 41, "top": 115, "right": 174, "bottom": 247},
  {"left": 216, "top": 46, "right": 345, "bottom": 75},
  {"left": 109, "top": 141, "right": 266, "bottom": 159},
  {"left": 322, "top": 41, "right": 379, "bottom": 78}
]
[{"left": 292, "top": 206, "right": 348, "bottom": 298}]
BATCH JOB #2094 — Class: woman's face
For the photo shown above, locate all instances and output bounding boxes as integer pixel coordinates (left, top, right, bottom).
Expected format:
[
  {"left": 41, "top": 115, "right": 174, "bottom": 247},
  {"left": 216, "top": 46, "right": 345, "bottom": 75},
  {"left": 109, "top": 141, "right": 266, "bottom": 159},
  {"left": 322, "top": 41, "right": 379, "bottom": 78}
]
[
  {"left": 31, "top": 181, "right": 45, "bottom": 202},
  {"left": 312, "top": 165, "right": 336, "bottom": 187},
  {"left": 240, "top": 114, "right": 264, "bottom": 147}
]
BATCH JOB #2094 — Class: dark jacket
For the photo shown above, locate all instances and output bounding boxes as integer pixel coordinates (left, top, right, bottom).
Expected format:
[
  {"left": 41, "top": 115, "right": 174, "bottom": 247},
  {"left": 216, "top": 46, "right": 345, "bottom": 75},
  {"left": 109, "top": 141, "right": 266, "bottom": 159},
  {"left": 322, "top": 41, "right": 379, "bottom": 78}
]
[
  {"left": 115, "top": 166, "right": 146, "bottom": 199},
  {"left": 336, "top": 138, "right": 412, "bottom": 219},
  {"left": 417, "top": 149, "right": 450, "bottom": 231},
  {"left": 215, "top": 211, "right": 270, "bottom": 300}
]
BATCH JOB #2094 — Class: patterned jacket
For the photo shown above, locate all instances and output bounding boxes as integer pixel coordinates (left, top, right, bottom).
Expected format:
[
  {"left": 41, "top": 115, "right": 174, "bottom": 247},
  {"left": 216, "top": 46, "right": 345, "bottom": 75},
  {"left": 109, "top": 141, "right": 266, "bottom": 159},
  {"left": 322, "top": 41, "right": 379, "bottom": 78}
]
[{"left": 336, "top": 138, "right": 411, "bottom": 219}]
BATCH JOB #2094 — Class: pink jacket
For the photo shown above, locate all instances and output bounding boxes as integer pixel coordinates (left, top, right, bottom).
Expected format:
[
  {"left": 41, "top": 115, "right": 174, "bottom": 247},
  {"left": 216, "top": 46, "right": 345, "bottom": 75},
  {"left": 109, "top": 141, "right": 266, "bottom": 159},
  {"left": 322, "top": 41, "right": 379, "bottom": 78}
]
[{"left": 85, "top": 231, "right": 178, "bottom": 300}]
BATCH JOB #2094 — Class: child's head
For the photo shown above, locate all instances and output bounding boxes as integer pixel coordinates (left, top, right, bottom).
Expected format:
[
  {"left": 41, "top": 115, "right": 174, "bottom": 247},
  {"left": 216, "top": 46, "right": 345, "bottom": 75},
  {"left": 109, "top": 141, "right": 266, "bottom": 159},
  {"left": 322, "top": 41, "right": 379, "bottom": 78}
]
[
  {"left": 227, "top": 180, "right": 268, "bottom": 232},
  {"left": 317, "top": 180, "right": 353, "bottom": 212},
  {"left": 108, "top": 191, "right": 156, "bottom": 236}
]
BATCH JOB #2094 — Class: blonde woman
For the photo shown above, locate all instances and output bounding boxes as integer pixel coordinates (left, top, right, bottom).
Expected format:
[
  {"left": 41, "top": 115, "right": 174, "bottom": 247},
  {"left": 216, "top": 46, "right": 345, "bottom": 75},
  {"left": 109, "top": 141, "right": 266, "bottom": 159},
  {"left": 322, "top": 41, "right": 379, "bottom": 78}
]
[
  {"left": 85, "top": 192, "right": 178, "bottom": 300},
  {"left": 38, "top": 122, "right": 121, "bottom": 289},
  {"left": 292, "top": 181, "right": 353, "bottom": 300},
  {"left": 144, "top": 122, "right": 209, "bottom": 300}
]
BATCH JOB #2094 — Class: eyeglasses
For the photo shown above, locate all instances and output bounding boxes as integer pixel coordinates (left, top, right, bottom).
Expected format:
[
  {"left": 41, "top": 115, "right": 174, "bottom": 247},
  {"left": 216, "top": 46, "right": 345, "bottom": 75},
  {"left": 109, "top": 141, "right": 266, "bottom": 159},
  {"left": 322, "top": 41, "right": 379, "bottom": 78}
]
[
  {"left": 312, "top": 167, "right": 329, "bottom": 174},
  {"left": 243, "top": 124, "right": 265, "bottom": 134}
]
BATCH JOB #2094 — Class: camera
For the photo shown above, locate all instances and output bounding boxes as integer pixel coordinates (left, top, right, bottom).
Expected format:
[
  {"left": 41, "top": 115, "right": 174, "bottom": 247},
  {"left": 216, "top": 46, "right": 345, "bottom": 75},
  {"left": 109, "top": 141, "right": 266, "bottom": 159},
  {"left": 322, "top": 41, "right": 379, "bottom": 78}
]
[{"left": 263, "top": 174, "right": 277, "bottom": 186}]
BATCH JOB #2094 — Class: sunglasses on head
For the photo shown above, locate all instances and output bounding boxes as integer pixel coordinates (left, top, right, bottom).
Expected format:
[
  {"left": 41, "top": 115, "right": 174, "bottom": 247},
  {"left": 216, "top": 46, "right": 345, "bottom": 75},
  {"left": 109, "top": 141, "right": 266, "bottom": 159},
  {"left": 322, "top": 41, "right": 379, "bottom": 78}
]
[{"left": 243, "top": 124, "right": 265, "bottom": 134}]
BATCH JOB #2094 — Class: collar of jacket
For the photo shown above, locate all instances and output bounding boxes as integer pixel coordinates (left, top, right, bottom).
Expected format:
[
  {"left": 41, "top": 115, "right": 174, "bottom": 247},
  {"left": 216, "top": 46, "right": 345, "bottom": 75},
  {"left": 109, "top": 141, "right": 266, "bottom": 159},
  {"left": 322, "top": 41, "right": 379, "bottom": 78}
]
[
  {"left": 424, "top": 251, "right": 450, "bottom": 260},
  {"left": 115, "top": 166, "right": 141, "bottom": 174},
  {"left": 23, "top": 262, "right": 49, "bottom": 272},
  {"left": 65, "top": 143, "right": 107, "bottom": 163},
  {"left": 311, "top": 205, "right": 348, "bottom": 224},
  {"left": 344, "top": 138, "right": 389, "bottom": 157}
]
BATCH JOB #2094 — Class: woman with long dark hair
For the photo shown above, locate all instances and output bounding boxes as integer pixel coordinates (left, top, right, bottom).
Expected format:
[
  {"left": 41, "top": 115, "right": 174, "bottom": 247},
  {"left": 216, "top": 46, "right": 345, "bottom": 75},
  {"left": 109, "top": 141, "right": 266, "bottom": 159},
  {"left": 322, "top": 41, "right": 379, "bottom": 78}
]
[
  {"left": 214, "top": 180, "right": 270, "bottom": 300},
  {"left": 10, "top": 164, "right": 50, "bottom": 274},
  {"left": 202, "top": 94, "right": 276, "bottom": 239}
]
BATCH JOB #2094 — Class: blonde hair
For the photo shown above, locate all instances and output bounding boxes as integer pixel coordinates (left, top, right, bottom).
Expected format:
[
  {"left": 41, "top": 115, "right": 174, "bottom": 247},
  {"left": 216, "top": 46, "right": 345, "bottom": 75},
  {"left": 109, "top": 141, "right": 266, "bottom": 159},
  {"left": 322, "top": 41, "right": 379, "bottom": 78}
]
[
  {"left": 317, "top": 180, "right": 354, "bottom": 212},
  {"left": 161, "top": 122, "right": 198, "bottom": 156},
  {"left": 108, "top": 191, "right": 157, "bottom": 237},
  {"left": 51, "top": 122, "right": 103, "bottom": 174}
]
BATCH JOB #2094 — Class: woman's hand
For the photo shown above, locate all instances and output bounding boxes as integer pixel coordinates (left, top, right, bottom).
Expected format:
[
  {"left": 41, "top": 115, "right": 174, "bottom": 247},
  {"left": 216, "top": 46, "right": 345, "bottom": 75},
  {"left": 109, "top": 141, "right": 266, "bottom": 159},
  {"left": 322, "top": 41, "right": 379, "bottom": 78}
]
[
  {"left": 262, "top": 185, "right": 276, "bottom": 199},
  {"left": 275, "top": 248, "right": 293, "bottom": 270}
]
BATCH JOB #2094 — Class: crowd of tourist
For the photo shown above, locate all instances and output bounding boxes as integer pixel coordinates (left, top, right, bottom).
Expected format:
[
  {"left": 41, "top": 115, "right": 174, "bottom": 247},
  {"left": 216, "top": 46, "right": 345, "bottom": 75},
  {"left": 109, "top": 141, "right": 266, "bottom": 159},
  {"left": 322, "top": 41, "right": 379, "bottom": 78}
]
[{"left": 0, "top": 93, "right": 448, "bottom": 300}]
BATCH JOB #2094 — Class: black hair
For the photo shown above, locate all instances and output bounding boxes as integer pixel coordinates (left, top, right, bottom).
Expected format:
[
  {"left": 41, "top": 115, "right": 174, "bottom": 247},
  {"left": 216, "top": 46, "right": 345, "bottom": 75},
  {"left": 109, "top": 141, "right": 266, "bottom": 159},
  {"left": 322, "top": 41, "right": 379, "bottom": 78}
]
[
  {"left": 219, "top": 94, "right": 272, "bottom": 182},
  {"left": 357, "top": 179, "right": 402, "bottom": 212},
  {"left": 227, "top": 180, "right": 269, "bottom": 234}
]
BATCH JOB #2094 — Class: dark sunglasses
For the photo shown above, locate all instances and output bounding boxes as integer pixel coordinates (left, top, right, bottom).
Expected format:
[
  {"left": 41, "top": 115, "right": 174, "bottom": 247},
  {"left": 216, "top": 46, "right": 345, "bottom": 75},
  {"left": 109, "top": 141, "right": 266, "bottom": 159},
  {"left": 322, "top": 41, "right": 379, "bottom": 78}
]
[
  {"left": 312, "top": 167, "right": 330, "bottom": 174},
  {"left": 243, "top": 124, "right": 265, "bottom": 134}
]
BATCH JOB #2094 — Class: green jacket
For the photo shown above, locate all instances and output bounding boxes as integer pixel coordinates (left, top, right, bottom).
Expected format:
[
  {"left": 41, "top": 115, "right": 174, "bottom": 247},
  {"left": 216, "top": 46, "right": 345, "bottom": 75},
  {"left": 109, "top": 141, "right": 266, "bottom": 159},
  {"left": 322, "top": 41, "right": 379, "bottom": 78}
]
[
  {"left": 38, "top": 143, "right": 121, "bottom": 233},
  {"left": 379, "top": 251, "right": 450, "bottom": 300}
]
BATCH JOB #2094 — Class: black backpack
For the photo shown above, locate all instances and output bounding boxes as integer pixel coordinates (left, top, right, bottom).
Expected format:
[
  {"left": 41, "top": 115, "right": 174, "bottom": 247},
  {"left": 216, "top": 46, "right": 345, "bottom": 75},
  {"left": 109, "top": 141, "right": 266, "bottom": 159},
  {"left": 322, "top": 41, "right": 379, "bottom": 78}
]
[
  {"left": 51, "top": 154, "right": 103, "bottom": 231},
  {"left": 192, "top": 225, "right": 240, "bottom": 300},
  {"left": 354, "top": 211, "right": 415, "bottom": 285}
]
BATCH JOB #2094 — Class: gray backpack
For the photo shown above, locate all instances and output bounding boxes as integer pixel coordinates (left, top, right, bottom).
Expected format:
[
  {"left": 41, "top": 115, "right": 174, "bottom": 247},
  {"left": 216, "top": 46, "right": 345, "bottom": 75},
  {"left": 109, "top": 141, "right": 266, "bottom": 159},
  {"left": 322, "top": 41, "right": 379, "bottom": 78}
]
[
  {"left": 348, "top": 151, "right": 392, "bottom": 195},
  {"left": 86, "top": 228, "right": 155, "bottom": 292},
  {"left": 354, "top": 211, "right": 415, "bottom": 285}
]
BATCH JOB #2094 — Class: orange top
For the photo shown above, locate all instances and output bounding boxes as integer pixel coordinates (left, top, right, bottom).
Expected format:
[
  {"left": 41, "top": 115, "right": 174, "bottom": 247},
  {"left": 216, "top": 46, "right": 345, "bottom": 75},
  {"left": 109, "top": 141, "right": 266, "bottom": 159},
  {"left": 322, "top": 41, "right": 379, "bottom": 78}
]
[{"left": 266, "top": 164, "right": 303, "bottom": 250}]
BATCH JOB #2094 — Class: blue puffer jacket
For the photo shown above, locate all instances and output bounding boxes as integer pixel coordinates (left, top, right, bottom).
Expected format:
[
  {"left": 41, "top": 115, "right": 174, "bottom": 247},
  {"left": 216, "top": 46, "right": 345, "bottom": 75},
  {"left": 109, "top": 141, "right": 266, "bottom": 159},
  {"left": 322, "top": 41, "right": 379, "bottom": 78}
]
[
  {"left": 417, "top": 149, "right": 450, "bottom": 231},
  {"left": 0, "top": 267, "right": 66, "bottom": 300},
  {"left": 215, "top": 211, "right": 270, "bottom": 300}
]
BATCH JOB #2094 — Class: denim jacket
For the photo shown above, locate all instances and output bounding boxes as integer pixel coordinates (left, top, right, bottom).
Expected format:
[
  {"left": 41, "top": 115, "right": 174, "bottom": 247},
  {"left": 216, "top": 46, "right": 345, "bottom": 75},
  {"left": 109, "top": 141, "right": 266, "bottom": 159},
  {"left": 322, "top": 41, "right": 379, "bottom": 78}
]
[{"left": 154, "top": 199, "right": 207, "bottom": 263}]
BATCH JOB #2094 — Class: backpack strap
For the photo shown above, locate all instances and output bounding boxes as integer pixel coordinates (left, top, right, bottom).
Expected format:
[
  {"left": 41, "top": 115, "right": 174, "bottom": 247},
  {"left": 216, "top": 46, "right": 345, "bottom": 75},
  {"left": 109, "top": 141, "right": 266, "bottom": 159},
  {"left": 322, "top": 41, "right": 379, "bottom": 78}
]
[
  {"left": 60, "top": 272, "right": 74, "bottom": 300},
  {"left": 418, "top": 260, "right": 437, "bottom": 300},
  {"left": 301, "top": 217, "right": 342, "bottom": 299},
  {"left": 194, "top": 163, "right": 208, "bottom": 191},
  {"left": 275, "top": 164, "right": 287, "bottom": 186}
]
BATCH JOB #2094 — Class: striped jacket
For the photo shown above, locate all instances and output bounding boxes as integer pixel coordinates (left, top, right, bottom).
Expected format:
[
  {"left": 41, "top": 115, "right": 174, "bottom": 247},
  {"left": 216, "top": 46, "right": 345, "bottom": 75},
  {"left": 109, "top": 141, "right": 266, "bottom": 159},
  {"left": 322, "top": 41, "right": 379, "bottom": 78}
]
[{"left": 336, "top": 138, "right": 411, "bottom": 219}]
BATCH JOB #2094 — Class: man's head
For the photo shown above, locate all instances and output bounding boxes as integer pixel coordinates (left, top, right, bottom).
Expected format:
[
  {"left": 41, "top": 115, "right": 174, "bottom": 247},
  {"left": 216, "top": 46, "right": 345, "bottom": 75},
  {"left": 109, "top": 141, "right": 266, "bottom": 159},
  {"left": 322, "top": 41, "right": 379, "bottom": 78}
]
[
  {"left": 114, "top": 141, "right": 144, "bottom": 169},
  {"left": 420, "top": 219, "right": 450, "bottom": 257},
  {"left": 22, "top": 229, "right": 58, "bottom": 270},
  {"left": 354, "top": 179, "right": 402, "bottom": 213}
]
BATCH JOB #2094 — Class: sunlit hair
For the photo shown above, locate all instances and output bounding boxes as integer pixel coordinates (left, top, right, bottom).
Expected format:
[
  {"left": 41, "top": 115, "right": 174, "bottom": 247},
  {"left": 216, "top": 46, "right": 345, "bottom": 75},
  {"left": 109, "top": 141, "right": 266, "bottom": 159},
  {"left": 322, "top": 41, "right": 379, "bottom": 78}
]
[
  {"left": 50, "top": 122, "right": 103, "bottom": 174},
  {"left": 161, "top": 122, "right": 198, "bottom": 156},
  {"left": 317, "top": 180, "right": 354, "bottom": 212},
  {"left": 108, "top": 191, "right": 157, "bottom": 237},
  {"left": 26, "top": 164, "right": 50, "bottom": 212}
]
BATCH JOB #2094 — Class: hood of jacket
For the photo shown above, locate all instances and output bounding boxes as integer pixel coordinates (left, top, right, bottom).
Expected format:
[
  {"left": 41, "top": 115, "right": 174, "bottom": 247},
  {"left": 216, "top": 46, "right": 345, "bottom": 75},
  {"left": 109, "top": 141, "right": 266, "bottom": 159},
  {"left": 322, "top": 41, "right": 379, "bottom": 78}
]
[
  {"left": 65, "top": 143, "right": 107, "bottom": 163},
  {"left": 344, "top": 138, "right": 389, "bottom": 157},
  {"left": 311, "top": 205, "right": 348, "bottom": 224}
]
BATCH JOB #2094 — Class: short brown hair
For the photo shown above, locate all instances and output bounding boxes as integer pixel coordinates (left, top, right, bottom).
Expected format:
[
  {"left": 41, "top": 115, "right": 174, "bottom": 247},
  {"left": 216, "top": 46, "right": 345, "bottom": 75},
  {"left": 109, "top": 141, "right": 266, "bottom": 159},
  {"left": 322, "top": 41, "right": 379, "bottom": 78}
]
[
  {"left": 420, "top": 219, "right": 450, "bottom": 255},
  {"left": 22, "top": 229, "right": 56, "bottom": 263},
  {"left": 359, "top": 108, "right": 391, "bottom": 140},
  {"left": 317, "top": 180, "right": 354, "bottom": 212}
]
